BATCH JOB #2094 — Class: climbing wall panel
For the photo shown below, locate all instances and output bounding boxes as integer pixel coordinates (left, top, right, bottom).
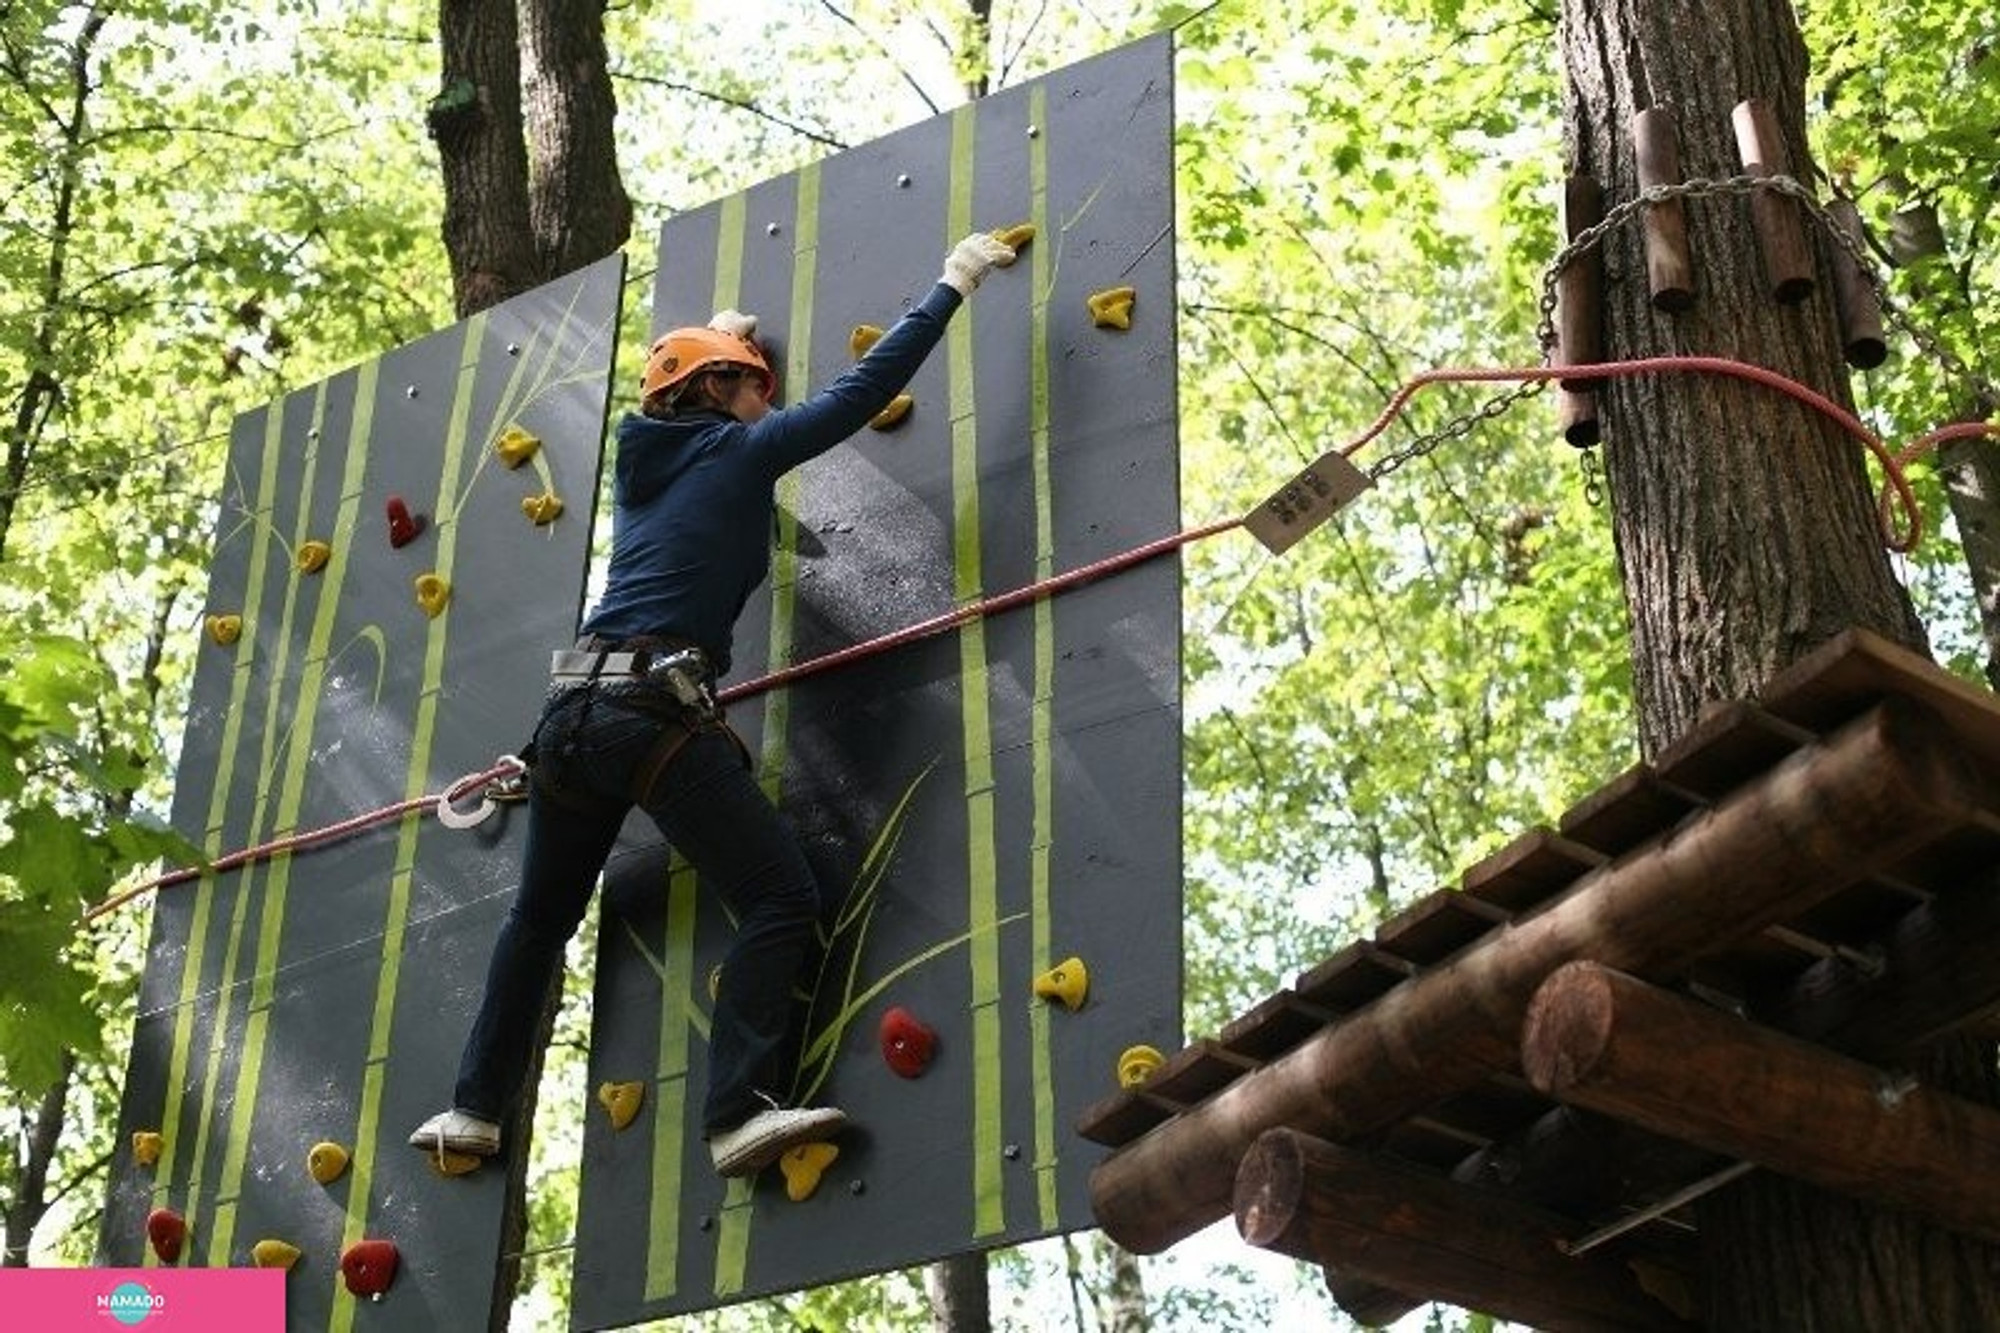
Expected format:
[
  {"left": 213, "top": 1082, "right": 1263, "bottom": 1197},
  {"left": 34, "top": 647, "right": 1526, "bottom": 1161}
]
[
  {"left": 570, "top": 36, "right": 1179, "bottom": 1326},
  {"left": 102, "top": 256, "right": 625, "bottom": 1329}
]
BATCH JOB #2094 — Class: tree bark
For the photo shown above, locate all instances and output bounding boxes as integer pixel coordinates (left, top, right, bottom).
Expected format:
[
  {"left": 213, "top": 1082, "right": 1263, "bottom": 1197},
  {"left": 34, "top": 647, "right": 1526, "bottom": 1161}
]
[
  {"left": 927, "top": 1252, "right": 991, "bottom": 1333},
  {"left": 3, "top": 1052, "right": 76, "bottom": 1266},
  {"left": 1557, "top": 2, "right": 2000, "bottom": 1326},
  {"left": 1095, "top": 1234, "right": 1148, "bottom": 1333},
  {"left": 519, "top": 0, "right": 631, "bottom": 276},
  {"left": 432, "top": 0, "right": 541, "bottom": 316}
]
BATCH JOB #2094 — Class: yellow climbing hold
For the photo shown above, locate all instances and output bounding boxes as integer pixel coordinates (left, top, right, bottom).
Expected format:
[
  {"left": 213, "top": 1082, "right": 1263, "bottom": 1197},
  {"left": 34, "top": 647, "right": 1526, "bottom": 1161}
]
[
  {"left": 414, "top": 573, "right": 451, "bottom": 617},
  {"left": 251, "top": 1238, "right": 302, "bottom": 1270},
  {"left": 597, "top": 1081, "right": 645, "bottom": 1131},
  {"left": 521, "top": 491, "right": 564, "bottom": 525},
  {"left": 495, "top": 424, "right": 542, "bottom": 468},
  {"left": 205, "top": 614, "right": 242, "bottom": 646},
  {"left": 132, "top": 1131, "right": 164, "bottom": 1167},
  {"left": 708, "top": 963, "right": 723, "bottom": 1003},
  {"left": 1032, "top": 956, "right": 1089, "bottom": 1011},
  {"left": 306, "top": 1141, "right": 349, "bottom": 1185},
  {"left": 779, "top": 1141, "right": 839, "bottom": 1202},
  {"left": 297, "top": 540, "right": 332, "bottom": 574},
  {"left": 849, "top": 324, "right": 885, "bottom": 359},
  {"left": 427, "top": 1150, "right": 482, "bottom": 1177},
  {"left": 869, "top": 394, "right": 914, "bottom": 431},
  {"left": 990, "top": 223, "right": 1035, "bottom": 262},
  {"left": 1087, "top": 286, "right": 1137, "bottom": 330},
  {"left": 1118, "top": 1044, "right": 1165, "bottom": 1089}
]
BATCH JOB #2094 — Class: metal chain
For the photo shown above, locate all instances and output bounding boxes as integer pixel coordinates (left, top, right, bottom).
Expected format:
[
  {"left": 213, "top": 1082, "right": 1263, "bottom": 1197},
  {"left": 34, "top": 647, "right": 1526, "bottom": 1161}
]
[{"left": 1365, "top": 171, "right": 1996, "bottom": 488}]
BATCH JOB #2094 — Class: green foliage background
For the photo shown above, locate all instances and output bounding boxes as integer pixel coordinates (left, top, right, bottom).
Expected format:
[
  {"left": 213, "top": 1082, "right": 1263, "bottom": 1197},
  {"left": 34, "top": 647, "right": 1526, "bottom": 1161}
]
[{"left": 2, "top": 0, "right": 1990, "bottom": 1327}]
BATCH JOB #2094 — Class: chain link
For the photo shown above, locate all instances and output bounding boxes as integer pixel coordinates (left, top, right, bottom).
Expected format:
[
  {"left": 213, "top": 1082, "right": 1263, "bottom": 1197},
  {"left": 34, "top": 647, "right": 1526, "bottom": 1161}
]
[{"left": 1362, "top": 171, "right": 1996, "bottom": 486}]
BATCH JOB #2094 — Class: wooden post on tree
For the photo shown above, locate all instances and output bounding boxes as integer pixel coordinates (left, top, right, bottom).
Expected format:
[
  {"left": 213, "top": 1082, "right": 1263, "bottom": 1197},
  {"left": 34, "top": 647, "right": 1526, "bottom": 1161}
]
[{"left": 1555, "top": 1, "right": 2000, "bottom": 1327}]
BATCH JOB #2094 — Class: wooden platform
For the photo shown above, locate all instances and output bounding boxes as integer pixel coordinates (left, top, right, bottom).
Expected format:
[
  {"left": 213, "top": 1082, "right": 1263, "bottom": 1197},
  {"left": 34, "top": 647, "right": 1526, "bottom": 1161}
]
[{"left": 1083, "top": 630, "right": 2000, "bottom": 1331}]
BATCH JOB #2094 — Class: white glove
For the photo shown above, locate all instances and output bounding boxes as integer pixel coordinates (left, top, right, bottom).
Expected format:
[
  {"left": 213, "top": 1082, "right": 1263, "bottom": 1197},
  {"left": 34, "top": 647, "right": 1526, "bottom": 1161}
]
[
  {"left": 707, "top": 309, "right": 758, "bottom": 340},
  {"left": 939, "top": 233, "right": 1015, "bottom": 296}
]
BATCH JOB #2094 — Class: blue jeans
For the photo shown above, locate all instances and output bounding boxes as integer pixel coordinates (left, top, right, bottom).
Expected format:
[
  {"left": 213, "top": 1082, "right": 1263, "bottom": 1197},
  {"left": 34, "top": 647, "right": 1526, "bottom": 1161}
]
[{"left": 452, "top": 681, "right": 822, "bottom": 1134}]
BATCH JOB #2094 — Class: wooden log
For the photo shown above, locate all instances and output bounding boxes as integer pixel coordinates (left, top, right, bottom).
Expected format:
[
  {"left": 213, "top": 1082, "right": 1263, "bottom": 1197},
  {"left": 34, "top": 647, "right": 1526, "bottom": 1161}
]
[
  {"left": 1522, "top": 961, "right": 2000, "bottom": 1244},
  {"left": 1557, "top": 174, "right": 1606, "bottom": 393},
  {"left": 1632, "top": 107, "right": 1694, "bottom": 311},
  {"left": 1236, "top": 1129, "right": 1697, "bottom": 1332},
  {"left": 1088, "top": 698, "right": 1980, "bottom": 1254},
  {"left": 1730, "top": 99, "right": 1815, "bottom": 304},
  {"left": 1755, "top": 868, "right": 2000, "bottom": 1060},
  {"left": 1559, "top": 388, "right": 1601, "bottom": 448},
  {"left": 1825, "top": 197, "right": 1888, "bottom": 369},
  {"left": 1323, "top": 1269, "right": 1423, "bottom": 1329}
]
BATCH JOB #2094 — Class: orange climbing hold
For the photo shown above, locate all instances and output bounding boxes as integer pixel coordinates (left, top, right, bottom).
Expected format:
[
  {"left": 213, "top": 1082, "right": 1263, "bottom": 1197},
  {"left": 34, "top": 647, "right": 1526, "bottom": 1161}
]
[
  {"left": 205, "top": 614, "right": 242, "bottom": 647},
  {"left": 307, "top": 1141, "right": 349, "bottom": 1185},
  {"left": 1033, "top": 957, "right": 1089, "bottom": 1010},
  {"left": 131, "top": 1130, "right": 164, "bottom": 1167},
  {"left": 494, "top": 424, "right": 541, "bottom": 468},
  {"left": 521, "top": 491, "right": 564, "bottom": 525},
  {"left": 297, "top": 540, "right": 332, "bottom": 574},
  {"left": 251, "top": 1238, "right": 302, "bottom": 1270},
  {"left": 1087, "top": 286, "right": 1137, "bottom": 330},
  {"left": 146, "top": 1207, "right": 187, "bottom": 1264},
  {"left": 340, "top": 1238, "right": 398, "bottom": 1298},
  {"left": 880, "top": 1006, "right": 938, "bottom": 1078},
  {"left": 426, "top": 1150, "right": 482, "bottom": 1177},
  {"left": 598, "top": 1080, "right": 645, "bottom": 1130},
  {"left": 779, "top": 1142, "right": 840, "bottom": 1201},
  {"left": 870, "top": 394, "right": 914, "bottom": 431},
  {"left": 414, "top": 573, "right": 451, "bottom": 617}
]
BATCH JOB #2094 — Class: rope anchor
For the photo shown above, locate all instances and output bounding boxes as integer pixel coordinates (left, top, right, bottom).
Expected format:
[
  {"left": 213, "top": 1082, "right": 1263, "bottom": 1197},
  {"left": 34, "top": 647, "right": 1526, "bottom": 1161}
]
[{"left": 434, "top": 755, "right": 529, "bottom": 830}]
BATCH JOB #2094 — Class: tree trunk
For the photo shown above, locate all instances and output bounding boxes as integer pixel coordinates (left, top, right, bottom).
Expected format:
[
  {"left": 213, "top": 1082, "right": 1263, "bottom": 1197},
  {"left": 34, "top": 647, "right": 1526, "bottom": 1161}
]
[
  {"left": 519, "top": 0, "right": 631, "bottom": 276},
  {"left": 1558, "top": 2, "right": 2000, "bottom": 1327},
  {"left": 3, "top": 1052, "right": 76, "bottom": 1266},
  {"left": 432, "top": 0, "right": 542, "bottom": 316},
  {"left": 1095, "top": 1234, "right": 1149, "bottom": 1333},
  {"left": 1938, "top": 431, "right": 2000, "bottom": 689},
  {"left": 927, "top": 1252, "right": 991, "bottom": 1333}
]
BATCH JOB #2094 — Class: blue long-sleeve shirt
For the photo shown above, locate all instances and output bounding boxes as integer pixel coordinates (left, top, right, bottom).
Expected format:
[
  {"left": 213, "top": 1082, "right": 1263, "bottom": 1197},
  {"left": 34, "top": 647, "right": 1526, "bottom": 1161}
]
[{"left": 579, "top": 282, "right": 964, "bottom": 674}]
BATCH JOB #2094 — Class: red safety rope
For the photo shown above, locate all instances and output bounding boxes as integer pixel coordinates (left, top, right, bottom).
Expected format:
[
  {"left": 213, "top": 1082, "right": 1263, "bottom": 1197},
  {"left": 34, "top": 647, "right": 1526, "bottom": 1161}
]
[
  {"left": 1336, "top": 355, "right": 1995, "bottom": 552},
  {"left": 84, "top": 352, "right": 1991, "bottom": 924},
  {"left": 79, "top": 758, "right": 525, "bottom": 923}
]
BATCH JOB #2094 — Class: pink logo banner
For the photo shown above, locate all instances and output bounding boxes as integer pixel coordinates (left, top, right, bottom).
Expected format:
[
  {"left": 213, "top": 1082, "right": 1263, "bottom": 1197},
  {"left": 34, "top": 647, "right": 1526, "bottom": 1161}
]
[{"left": 0, "top": 1268, "right": 284, "bottom": 1330}]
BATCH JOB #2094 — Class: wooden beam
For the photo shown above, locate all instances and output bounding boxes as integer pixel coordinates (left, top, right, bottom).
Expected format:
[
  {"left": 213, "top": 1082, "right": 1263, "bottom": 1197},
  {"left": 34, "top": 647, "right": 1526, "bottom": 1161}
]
[
  {"left": 1235, "top": 1129, "right": 1697, "bottom": 1333},
  {"left": 1322, "top": 1269, "right": 1424, "bottom": 1329},
  {"left": 1754, "top": 869, "right": 2000, "bottom": 1061},
  {"left": 1522, "top": 961, "right": 2000, "bottom": 1244},
  {"left": 1088, "top": 699, "right": 1980, "bottom": 1254}
]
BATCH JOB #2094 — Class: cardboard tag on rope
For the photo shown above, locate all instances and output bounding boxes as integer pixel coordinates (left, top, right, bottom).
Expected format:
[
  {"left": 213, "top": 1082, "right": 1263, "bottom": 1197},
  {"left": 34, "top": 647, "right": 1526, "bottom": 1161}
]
[{"left": 1244, "top": 449, "right": 1374, "bottom": 554}]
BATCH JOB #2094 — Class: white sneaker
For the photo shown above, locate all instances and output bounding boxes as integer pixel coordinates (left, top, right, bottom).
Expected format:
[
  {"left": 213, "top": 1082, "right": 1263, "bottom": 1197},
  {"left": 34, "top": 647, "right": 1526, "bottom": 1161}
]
[
  {"left": 708, "top": 1105, "right": 848, "bottom": 1177},
  {"left": 407, "top": 1108, "right": 501, "bottom": 1156}
]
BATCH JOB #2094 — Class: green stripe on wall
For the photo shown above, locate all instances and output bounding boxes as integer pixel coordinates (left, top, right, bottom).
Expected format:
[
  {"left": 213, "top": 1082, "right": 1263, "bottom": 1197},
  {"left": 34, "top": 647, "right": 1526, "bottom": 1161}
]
[
  {"left": 948, "top": 103, "right": 1007, "bottom": 1239},
  {"left": 713, "top": 161, "right": 822, "bottom": 1302},
  {"left": 330, "top": 313, "right": 486, "bottom": 1331},
  {"left": 204, "top": 381, "right": 332, "bottom": 1263},
  {"left": 1023, "top": 83, "right": 1061, "bottom": 1229},
  {"left": 644, "top": 862, "right": 701, "bottom": 1302},
  {"left": 149, "top": 395, "right": 289, "bottom": 1261}
]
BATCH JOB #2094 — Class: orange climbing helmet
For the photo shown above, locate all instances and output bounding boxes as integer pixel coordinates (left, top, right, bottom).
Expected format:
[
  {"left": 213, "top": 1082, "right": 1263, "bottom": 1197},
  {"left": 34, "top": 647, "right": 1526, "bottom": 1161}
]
[{"left": 640, "top": 327, "right": 775, "bottom": 404}]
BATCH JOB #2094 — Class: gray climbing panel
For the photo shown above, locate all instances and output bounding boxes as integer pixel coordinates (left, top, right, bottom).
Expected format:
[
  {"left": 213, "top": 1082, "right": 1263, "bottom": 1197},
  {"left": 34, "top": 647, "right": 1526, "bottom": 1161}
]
[
  {"left": 570, "top": 35, "right": 1180, "bottom": 1325},
  {"left": 103, "top": 256, "right": 625, "bottom": 1327}
]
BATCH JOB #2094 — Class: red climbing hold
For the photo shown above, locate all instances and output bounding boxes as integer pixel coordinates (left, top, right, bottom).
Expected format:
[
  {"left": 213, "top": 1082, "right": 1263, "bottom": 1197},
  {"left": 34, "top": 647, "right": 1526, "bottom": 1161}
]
[
  {"left": 145, "top": 1207, "right": 187, "bottom": 1264},
  {"left": 340, "top": 1238, "right": 399, "bottom": 1298},
  {"left": 879, "top": 1006, "right": 938, "bottom": 1078},
  {"left": 385, "top": 496, "right": 424, "bottom": 548}
]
